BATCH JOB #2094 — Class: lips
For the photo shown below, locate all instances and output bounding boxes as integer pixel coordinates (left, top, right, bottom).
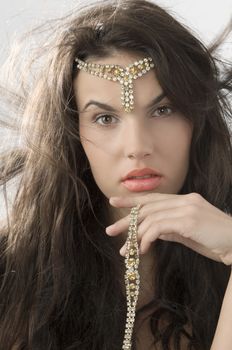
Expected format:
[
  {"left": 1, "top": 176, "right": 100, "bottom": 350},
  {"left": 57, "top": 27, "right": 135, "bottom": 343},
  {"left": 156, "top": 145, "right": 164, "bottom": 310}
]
[
  {"left": 121, "top": 167, "right": 162, "bottom": 181},
  {"left": 121, "top": 167, "right": 163, "bottom": 192}
]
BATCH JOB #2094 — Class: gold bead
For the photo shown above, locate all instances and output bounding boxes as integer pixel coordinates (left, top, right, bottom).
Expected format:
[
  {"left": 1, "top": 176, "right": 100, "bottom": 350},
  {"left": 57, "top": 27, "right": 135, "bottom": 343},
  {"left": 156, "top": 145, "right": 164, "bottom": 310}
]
[
  {"left": 129, "top": 284, "right": 136, "bottom": 290},
  {"left": 128, "top": 272, "right": 136, "bottom": 280}
]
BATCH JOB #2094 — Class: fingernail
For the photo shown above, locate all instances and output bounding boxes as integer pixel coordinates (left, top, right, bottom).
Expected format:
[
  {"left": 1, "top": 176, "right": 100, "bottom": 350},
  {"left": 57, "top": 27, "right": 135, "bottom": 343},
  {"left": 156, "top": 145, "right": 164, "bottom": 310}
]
[
  {"left": 105, "top": 225, "right": 114, "bottom": 235},
  {"left": 120, "top": 245, "right": 126, "bottom": 256}
]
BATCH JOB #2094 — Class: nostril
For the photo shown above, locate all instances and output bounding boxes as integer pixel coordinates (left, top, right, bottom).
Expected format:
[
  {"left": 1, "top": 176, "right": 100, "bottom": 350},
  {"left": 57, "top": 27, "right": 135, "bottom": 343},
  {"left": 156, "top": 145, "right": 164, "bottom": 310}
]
[{"left": 128, "top": 152, "right": 151, "bottom": 159}]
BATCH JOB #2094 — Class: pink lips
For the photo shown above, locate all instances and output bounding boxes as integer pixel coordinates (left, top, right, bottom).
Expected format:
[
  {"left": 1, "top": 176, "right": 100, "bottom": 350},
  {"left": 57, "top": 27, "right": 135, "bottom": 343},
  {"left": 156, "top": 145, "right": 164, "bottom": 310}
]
[{"left": 121, "top": 167, "right": 163, "bottom": 192}]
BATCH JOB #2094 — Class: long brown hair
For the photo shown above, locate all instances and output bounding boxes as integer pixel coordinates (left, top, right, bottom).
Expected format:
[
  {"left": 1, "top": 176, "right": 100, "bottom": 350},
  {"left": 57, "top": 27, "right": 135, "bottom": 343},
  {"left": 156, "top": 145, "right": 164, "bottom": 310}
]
[{"left": 0, "top": 1, "right": 231, "bottom": 349}]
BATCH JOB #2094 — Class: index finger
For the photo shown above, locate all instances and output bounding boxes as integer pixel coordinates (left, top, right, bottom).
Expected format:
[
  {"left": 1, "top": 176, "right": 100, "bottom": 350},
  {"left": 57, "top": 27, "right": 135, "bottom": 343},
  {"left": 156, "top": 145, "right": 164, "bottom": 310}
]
[{"left": 109, "top": 192, "right": 176, "bottom": 208}]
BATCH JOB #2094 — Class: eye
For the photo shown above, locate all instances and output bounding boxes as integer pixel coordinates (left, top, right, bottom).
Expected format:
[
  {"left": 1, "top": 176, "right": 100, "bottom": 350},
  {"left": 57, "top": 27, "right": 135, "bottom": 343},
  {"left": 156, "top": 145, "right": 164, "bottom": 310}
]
[
  {"left": 93, "top": 114, "right": 118, "bottom": 126},
  {"left": 152, "top": 105, "right": 175, "bottom": 117}
]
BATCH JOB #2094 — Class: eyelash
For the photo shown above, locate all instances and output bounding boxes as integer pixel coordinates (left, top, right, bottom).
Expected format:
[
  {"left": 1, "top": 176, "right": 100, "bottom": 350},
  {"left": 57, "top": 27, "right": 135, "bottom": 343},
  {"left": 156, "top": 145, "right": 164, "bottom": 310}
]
[{"left": 92, "top": 105, "right": 176, "bottom": 127}]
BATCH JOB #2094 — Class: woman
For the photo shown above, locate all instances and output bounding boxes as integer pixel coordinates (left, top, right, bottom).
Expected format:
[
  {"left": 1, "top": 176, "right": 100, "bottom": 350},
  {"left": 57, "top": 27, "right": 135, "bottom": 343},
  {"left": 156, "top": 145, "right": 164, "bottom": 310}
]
[{"left": 0, "top": 0, "right": 231, "bottom": 349}]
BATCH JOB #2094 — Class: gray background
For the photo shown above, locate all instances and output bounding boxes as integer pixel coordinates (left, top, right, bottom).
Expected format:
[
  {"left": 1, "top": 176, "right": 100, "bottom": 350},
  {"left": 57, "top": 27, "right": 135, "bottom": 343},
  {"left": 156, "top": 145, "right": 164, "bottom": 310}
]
[{"left": 0, "top": 0, "right": 232, "bottom": 220}]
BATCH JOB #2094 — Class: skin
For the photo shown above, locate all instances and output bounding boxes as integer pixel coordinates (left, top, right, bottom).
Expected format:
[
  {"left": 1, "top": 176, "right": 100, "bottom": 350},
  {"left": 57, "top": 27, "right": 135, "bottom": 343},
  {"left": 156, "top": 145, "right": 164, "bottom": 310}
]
[
  {"left": 74, "top": 49, "right": 232, "bottom": 263},
  {"left": 74, "top": 50, "right": 195, "bottom": 312},
  {"left": 74, "top": 51, "right": 193, "bottom": 227},
  {"left": 74, "top": 51, "right": 232, "bottom": 348}
]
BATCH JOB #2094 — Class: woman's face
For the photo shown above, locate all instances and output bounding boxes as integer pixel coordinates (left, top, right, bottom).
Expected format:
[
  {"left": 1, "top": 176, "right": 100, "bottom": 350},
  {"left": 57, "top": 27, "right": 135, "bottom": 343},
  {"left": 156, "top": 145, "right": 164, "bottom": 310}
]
[{"left": 74, "top": 51, "right": 193, "bottom": 206}]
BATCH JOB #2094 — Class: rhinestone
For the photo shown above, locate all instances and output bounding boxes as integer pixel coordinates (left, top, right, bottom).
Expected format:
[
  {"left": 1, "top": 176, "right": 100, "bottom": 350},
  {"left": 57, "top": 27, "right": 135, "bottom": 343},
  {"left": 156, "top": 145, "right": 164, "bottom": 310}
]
[
  {"left": 129, "top": 66, "right": 138, "bottom": 74},
  {"left": 75, "top": 57, "right": 155, "bottom": 349}
]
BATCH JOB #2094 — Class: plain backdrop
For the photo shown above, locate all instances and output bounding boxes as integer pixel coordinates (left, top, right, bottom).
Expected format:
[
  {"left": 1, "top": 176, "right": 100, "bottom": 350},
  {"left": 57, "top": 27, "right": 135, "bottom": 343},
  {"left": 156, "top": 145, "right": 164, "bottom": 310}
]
[
  {"left": 0, "top": 0, "right": 231, "bottom": 219},
  {"left": 0, "top": 0, "right": 231, "bottom": 65}
]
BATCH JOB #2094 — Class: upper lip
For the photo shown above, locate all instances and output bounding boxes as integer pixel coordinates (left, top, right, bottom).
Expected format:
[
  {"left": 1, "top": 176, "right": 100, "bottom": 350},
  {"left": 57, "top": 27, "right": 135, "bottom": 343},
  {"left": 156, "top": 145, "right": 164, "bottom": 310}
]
[{"left": 122, "top": 167, "right": 162, "bottom": 181}]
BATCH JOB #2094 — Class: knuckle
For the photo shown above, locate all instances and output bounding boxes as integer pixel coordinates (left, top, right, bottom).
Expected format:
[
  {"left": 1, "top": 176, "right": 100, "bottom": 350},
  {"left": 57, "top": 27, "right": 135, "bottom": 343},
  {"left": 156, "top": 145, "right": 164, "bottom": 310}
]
[
  {"left": 186, "top": 192, "right": 203, "bottom": 204},
  {"left": 144, "top": 193, "right": 157, "bottom": 202},
  {"left": 154, "top": 220, "right": 163, "bottom": 234},
  {"left": 185, "top": 203, "right": 199, "bottom": 216},
  {"left": 146, "top": 192, "right": 161, "bottom": 200}
]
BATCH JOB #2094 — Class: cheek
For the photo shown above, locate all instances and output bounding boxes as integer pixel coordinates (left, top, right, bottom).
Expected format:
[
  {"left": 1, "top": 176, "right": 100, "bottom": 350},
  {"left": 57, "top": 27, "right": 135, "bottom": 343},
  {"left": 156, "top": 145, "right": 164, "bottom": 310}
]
[
  {"left": 79, "top": 129, "right": 114, "bottom": 174},
  {"left": 165, "top": 119, "right": 192, "bottom": 148},
  {"left": 167, "top": 134, "right": 191, "bottom": 157},
  {"left": 79, "top": 121, "right": 99, "bottom": 144},
  {"left": 158, "top": 121, "right": 192, "bottom": 165},
  {"left": 80, "top": 144, "right": 113, "bottom": 194},
  {"left": 79, "top": 123, "right": 102, "bottom": 160},
  {"left": 79, "top": 119, "right": 112, "bottom": 144},
  {"left": 79, "top": 123, "right": 119, "bottom": 163}
]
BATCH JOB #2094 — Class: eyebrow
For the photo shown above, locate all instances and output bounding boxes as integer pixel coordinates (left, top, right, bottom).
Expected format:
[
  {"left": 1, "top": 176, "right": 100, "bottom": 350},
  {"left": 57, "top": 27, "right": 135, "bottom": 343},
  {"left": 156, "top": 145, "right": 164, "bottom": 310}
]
[{"left": 81, "top": 92, "right": 167, "bottom": 113}]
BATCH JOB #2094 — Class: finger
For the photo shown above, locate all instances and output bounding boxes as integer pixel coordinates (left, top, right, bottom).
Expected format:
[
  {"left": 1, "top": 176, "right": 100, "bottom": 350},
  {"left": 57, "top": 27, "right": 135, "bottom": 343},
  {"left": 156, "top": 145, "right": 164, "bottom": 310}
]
[
  {"left": 159, "top": 233, "right": 195, "bottom": 247},
  {"left": 107, "top": 196, "right": 191, "bottom": 236},
  {"left": 106, "top": 205, "right": 144, "bottom": 236},
  {"left": 137, "top": 205, "right": 194, "bottom": 241},
  {"left": 119, "top": 210, "right": 190, "bottom": 255},
  {"left": 159, "top": 234, "right": 220, "bottom": 261},
  {"left": 139, "top": 218, "right": 178, "bottom": 254},
  {"left": 139, "top": 216, "right": 194, "bottom": 254},
  {"left": 105, "top": 214, "right": 131, "bottom": 236},
  {"left": 120, "top": 232, "right": 206, "bottom": 257},
  {"left": 119, "top": 243, "right": 127, "bottom": 256},
  {"left": 120, "top": 207, "right": 192, "bottom": 256},
  {"left": 109, "top": 193, "right": 176, "bottom": 208}
]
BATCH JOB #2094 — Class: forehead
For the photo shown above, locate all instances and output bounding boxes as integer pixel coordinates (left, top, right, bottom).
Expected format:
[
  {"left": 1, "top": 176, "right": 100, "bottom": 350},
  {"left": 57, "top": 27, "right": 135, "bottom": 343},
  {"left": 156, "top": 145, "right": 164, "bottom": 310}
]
[{"left": 73, "top": 52, "right": 163, "bottom": 111}]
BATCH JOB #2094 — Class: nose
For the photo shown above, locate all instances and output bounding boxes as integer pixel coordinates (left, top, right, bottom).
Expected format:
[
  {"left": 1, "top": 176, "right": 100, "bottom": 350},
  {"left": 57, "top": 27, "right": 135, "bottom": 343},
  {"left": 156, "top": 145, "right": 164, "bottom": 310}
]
[{"left": 123, "top": 119, "right": 153, "bottom": 160}]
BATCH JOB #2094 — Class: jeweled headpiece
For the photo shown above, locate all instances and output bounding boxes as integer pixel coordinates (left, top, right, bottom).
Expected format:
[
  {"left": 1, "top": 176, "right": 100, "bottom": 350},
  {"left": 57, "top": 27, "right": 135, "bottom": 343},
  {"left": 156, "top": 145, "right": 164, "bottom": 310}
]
[{"left": 74, "top": 56, "right": 155, "bottom": 112}]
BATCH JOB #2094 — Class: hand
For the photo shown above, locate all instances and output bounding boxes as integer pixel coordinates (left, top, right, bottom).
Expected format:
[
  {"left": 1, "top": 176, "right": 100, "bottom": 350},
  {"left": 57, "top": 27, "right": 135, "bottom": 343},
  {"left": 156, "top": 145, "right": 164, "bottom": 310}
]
[{"left": 105, "top": 192, "right": 232, "bottom": 265}]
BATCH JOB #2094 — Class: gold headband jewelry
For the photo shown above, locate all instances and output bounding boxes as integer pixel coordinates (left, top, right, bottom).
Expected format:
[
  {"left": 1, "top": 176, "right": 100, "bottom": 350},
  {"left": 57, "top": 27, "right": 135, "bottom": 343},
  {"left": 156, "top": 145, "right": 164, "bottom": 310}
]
[
  {"left": 122, "top": 204, "right": 141, "bottom": 350},
  {"left": 74, "top": 57, "right": 155, "bottom": 112}
]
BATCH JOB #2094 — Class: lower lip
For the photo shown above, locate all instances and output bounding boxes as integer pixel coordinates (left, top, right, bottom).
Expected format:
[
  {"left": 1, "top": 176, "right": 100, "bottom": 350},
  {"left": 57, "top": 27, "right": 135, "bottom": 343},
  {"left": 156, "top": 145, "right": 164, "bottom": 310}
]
[{"left": 122, "top": 176, "right": 162, "bottom": 192}]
